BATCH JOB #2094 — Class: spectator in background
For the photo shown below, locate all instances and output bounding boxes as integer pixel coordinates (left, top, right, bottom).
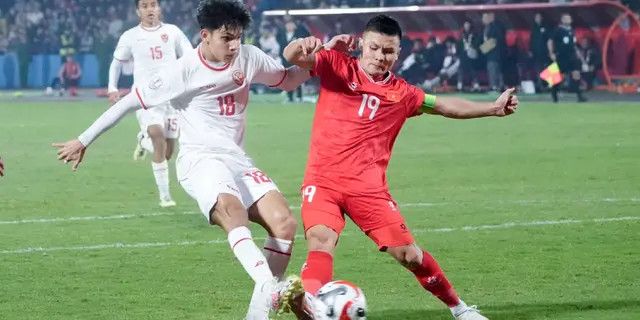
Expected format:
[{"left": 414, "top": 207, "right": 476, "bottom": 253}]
[
  {"left": 457, "top": 20, "right": 480, "bottom": 91},
  {"left": 93, "top": 30, "right": 114, "bottom": 88},
  {"left": 277, "top": 17, "right": 310, "bottom": 102},
  {"left": 58, "top": 55, "right": 81, "bottom": 96},
  {"left": 548, "top": 13, "right": 587, "bottom": 102},
  {"left": 398, "top": 38, "right": 430, "bottom": 85},
  {"left": 481, "top": 12, "right": 505, "bottom": 92},
  {"left": 425, "top": 36, "right": 446, "bottom": 76},
  {"left": 78, "top": 29, "right": 94, "bottom": 66},
  {"left": 529, "top": 13, "right": 550, "bottom": 91},
  {"left": 14, "top": 32, "right": 31, "bottom": 88},
  {"left": 423, "top": 36, "right": 460, "bottom": 90},
  {"left": 107, "top": 9, "right": 123, "bottom": 38},
  {"left": 576, "top": 37, "right": 600, "bottom": 90},
  {"left": 59, "top": 26, "right": 76, "bottom": 59},
  {"left": 259, "top": 25, "right": 282, "bottom": 64}
]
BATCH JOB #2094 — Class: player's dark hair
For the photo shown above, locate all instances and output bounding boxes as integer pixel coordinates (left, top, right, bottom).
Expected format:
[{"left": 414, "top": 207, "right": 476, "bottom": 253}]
[
  {"left": 364, "top": 15, "right": 402, "bottom": 39},
  {"left": 197, "top": 0, "right": 251, "bottom": 31},
  {"left": 134, "top": 0, "right": 160, "bottom": 8}
]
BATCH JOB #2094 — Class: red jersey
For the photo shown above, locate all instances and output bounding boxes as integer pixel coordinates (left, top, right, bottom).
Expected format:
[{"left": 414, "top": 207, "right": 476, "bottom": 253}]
[
  {"left": 303, "top": 49, "right": 425, "bottom": 195},
  {"left": 62, "top": 61, "right": 80, "bottom": 78}
]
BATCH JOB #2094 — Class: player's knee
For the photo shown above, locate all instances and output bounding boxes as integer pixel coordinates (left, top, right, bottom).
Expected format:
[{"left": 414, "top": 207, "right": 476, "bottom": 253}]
[
  {"left": 306, "top": 226, "right": 338, "bottom": 252},
  {"left": 389, "top": 246, "right": 421, "bottom": 268},
  {"left": 211, "top": 195, "right": 248, "bottom": 230},
  {"left": 269, "top": 209, "right": 298, "bottom": 239},
  {"left": 147, "top": 126, "right": 165, "bottom": 141}
]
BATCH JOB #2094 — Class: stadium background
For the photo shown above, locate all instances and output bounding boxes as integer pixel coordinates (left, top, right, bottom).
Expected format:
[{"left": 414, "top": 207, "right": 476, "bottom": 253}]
[{"left": 1, "top": 1, "right": 639, "bottom": 320}]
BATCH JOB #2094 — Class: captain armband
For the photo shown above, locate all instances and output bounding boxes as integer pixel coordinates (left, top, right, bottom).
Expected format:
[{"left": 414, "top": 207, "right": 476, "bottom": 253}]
[{"left": 421, "top": 94, "right": 437, "bottom": 112}]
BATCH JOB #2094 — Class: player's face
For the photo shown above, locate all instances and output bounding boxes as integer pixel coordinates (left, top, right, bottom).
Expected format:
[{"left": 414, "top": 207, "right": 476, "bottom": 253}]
[
  {"left": 359, "top": 31, "right": 400, "bottom": 78},
  {"left": 200, "top": 26, "right": 243, "bottom": 64},
  {"left": 136, "top": 0, "right": 161, "bottom": 27},
  {"left": 561, "top": 14, "right": 572, "bottom": 27}
]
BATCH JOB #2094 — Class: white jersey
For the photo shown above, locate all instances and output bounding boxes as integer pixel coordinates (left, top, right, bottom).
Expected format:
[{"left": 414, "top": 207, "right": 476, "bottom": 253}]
[
  {"left": 134, "top": 44, "right": 291, "bottom": 156},
  {"left": 114, "top": 23, "right": 192, "bottom": 84}
]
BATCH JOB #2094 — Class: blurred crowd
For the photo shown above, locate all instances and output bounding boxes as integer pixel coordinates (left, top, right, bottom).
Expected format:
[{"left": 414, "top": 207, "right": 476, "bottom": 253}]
[
  {"left": 393, "top": 12, "right": 603, "bottom": 93},
  {"left": 0, "top": 0, "right": 636, "bottom": 92}
]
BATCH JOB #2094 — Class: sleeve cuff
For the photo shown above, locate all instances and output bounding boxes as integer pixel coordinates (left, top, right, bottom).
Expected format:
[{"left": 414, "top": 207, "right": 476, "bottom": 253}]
[{"left": 134, "top": 87, "right": 148, "bottom": 110}]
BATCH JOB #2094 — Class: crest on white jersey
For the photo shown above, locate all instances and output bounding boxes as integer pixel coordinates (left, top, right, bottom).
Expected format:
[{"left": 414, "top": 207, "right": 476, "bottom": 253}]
[
  {"left": 149, "top": 76, "right": 163, "bottom": 90},
  {"left": 232, "top": 70, "right": 245, "bottom": 86},
  {"left": 161, "top": 33, "right": 169, "bottom": 43}
]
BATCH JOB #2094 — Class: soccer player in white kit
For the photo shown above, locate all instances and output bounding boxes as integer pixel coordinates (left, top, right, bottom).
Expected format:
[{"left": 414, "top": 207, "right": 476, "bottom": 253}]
[
  {"left": 108, "top": 0, "right": 193, "bottom": 208},
  {"left": 53, "top": 1, "right": 319, "bottom": 318}
]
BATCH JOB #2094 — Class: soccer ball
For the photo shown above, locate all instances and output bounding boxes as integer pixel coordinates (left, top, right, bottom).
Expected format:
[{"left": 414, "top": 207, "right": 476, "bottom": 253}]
[{"left": 315, "top": 280, "right": 367, "bottom": 320}]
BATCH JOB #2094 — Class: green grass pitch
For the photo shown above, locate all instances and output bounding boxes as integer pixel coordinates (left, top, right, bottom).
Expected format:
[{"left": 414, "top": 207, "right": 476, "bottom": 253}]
[{"left": 0, "top": 95, "right": 639, "bottom": 319}]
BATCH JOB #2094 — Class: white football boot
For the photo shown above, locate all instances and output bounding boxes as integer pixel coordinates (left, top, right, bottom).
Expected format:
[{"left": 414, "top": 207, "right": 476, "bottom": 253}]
[
  {"left": 159, "top": 196, "right": 176, "bottom": 208},
  {"left": 245, "top": 275, "right": 304, "bottom": 320},
  {"left": 133, "top": 131, "right": 147, "bottom": 161},
  {"left": 454, "top": 305, "right": 489, "bottom": 320}
]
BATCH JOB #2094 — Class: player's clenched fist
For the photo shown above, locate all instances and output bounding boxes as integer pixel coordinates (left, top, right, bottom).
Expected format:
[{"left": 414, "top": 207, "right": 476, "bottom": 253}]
[
  {"left": 297, "top": 36, "right": 324, "bottom": 55},
  {"left": 493, "top": 87, "right": 519, "bottom": 117}
]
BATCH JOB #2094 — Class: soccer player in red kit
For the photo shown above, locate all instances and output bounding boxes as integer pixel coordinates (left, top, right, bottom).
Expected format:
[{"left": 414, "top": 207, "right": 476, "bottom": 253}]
[{"left": 283, "top": 15, "right": 518, "bottom": 320}]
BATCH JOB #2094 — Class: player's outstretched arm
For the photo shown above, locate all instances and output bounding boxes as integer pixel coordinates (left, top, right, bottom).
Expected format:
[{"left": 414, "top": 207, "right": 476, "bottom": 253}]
[
  {"left": 52, "top": 93, "right": 140, "bottom": 171},
  {"left": 283, "top": 34, "right": 355, "bottom": 70},
  {"left": 424, "top": 88, "right": 519, "bottom": 119},
  {"left": 283, "top": 36, "right": 324, "bottom": 69}
]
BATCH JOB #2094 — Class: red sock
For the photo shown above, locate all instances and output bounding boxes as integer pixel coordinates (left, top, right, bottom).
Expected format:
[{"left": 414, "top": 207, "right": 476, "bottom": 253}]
[
  {"left": 301, "top": 250, "right": 333, "bottom": 295},
  {"left": 410, "top": 250, "right": 460, "bottom": 307}
]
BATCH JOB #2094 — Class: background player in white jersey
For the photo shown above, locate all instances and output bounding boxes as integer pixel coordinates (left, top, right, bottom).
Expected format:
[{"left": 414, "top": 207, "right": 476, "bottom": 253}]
[
  {"left": 108, "top": 0, "right": 193, "bottom": 208},
  {"left": 53, "top": 1, "right": 325, "bottom": 318}
]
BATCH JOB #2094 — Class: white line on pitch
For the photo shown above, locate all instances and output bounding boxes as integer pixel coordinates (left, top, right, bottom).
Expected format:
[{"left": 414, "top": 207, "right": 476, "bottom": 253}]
[
  {"left": 2, "top": 216, "right": 638, "bottom": 255},
  {"left": 1, "top": 197, "right": 638, "bottom": 225},
  {"left": 0, "top": 211, "right": 198, "bottom": 225}
]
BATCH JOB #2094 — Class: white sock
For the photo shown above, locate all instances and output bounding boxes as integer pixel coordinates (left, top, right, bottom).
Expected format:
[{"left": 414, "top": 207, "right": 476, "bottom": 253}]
[
  {"left": 263, "top": 236, "right": 293, "bottom": 280},
  {"left": 450, "top": 299, "right": 468, "bottom": 317},
  {"left": 151, "top": 160, "right": 171, "bottom": 200},
  {"left": 141, "top": 135, "right": 154, "bottom": 153},
  {"left": 228, "top": 226, "right": 274, "bottom": 284}
]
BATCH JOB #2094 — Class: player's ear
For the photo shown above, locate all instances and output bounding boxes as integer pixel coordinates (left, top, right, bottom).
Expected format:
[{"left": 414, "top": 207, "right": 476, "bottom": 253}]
[
  {"left": 357, "top": 38, "right": 363, "bottom": 51},
  {"left": 135, "top": 8, "right": 141, "bottom": 19},
  {"left": 200, "top": 29, "right": 209, "bottom": 43}
]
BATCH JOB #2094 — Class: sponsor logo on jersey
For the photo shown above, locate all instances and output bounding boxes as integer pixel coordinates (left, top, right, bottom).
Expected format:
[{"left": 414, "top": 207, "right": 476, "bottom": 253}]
[
  {"left": 149, "top": 77, "right": 163, "bottom": 90},
  {"left": 226, "top": 184, "right": 240, "bottom": 193},
  {"left": 199, "top": 84, "right": 217, "bottom": 91},
  {"left": 161, "top": 33, "right": 169, "bottom": 43},
  {"left": 232, "top": 70, "right": 245, "bottom": 86}
]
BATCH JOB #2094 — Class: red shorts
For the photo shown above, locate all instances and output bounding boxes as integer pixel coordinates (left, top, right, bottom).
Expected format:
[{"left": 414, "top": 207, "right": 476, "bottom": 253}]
[{"left": 301, "top": 185, "right": 414, "bottom": 251}]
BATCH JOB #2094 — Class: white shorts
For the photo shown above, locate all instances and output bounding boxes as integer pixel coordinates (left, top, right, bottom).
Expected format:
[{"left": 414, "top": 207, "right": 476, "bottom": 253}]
[
  {"left": 136, "top": 102, "right": 179, "bottom": 139},
  {"left": 176, "top": 149, "right": 279, "bottom": 222}
]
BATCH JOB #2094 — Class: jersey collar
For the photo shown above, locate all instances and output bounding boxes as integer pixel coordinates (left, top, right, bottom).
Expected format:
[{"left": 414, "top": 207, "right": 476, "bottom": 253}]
[
  {"left": 139, "top": 23, "right": 163, "bottom": 32},
  {"left": 198, "top": 45, "right": 231, "bottom": 71},
  {"left": 357, "top": 61, "right": 393, "bottom": 85}
]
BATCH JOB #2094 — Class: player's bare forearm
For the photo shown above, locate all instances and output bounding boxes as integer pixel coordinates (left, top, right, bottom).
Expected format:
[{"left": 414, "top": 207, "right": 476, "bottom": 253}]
[
  {"left": 426, "top": 88, "right": 518, "bottom": 119},
  {"left": 431, "top": 97, "right": 497, "bottom": 119},
  {"left": 283, "top": 37, "right": 323, "bottom": 70},
  {"left": 283, "top": 41, "right": 314, "bottom": 69},
  {"left": 276, "top": 66, "right": 312, "bottom": 91}
]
